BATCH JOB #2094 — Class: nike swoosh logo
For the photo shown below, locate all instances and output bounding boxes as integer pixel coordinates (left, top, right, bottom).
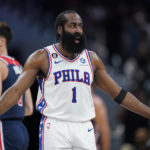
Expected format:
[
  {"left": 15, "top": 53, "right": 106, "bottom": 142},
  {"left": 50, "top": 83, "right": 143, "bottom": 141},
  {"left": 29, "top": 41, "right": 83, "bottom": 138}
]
[
  {"left": 54, "top": 60, "right": 63, "bottom": 64},
  {"left": 88, "top": 128, "right": 93, "bottom": 132}
]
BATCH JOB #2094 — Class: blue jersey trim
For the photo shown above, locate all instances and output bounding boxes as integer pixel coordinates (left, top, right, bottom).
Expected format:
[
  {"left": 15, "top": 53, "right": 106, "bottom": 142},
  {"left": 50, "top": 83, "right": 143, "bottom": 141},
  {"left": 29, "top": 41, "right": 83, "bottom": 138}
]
[
  {"left": 43, "top": 47, "right": 51, "bottom": 79},
  {"left": 36, "top": 97, "right": 47, "bottom": 113},
  {"left": 37, "top": 78, "right": 43, "bottom": 92},
  {"left": 39, "top": 115, "right": 46, "bottom": 150}
]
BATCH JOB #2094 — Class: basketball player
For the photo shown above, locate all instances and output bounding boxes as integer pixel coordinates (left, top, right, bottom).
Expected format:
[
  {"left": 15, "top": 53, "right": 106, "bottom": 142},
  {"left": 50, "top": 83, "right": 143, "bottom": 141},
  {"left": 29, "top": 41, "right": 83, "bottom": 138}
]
[
  {"left": 0, "top": 10, "right": 150, "bottom": 150},
  {"left": 0, "top": 22, "right": 33, "bottom": 150},
  {"left": 93, "top": 93, "right": 110, "bottom": 150}
]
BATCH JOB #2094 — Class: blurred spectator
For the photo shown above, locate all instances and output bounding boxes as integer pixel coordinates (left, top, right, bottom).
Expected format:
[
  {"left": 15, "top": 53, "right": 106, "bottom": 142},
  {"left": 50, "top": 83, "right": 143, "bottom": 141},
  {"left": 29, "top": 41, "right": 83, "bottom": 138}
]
[
  {"left": 116, "top": 89, "right": 149, "bottom": 144},
  {"left": 134, "top": 127, "right": 150, "bottom": 150},
  {"left": 120, "top": 143, "right": 135, "bottom": 150},
  {"left": 92, "top": 93, "right": 110, "bottom": 150}
]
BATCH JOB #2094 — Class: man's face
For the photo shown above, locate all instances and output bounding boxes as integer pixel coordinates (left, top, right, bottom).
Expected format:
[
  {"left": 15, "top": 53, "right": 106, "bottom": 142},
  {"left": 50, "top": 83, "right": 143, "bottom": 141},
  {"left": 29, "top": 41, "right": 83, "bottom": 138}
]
[{"left": 60, "top": 13, "right": 86, "bottom": 54}]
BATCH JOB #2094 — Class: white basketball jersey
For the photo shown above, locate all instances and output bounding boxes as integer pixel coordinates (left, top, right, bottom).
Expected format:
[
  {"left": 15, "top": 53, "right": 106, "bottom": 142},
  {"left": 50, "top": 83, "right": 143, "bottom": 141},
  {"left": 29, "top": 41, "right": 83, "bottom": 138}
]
[{"left": 36, "top": 44, "right": 95, "bottom": 122}]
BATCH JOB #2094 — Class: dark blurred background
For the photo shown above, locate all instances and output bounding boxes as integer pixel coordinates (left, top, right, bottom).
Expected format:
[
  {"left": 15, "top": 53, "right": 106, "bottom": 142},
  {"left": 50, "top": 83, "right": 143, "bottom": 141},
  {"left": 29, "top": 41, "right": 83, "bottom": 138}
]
[{"left": 0, "top": 0, "right": 150, "bottom": 149}]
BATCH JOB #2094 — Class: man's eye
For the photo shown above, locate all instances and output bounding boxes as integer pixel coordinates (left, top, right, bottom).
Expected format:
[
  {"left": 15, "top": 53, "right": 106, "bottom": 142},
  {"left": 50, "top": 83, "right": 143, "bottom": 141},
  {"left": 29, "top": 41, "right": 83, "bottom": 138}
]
[{"left": 71, "top": 25, "right": 75, "bottom": 28}]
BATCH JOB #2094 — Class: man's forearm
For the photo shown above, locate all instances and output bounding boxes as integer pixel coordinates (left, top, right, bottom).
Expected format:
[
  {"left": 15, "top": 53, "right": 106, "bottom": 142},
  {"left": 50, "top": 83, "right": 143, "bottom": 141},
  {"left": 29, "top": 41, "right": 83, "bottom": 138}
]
[
  {"left": 121, "top": 92, "right": 150, "bottom": 119},
  {"left": 0, "top": 86, "right": 21, "bottom": 115}
]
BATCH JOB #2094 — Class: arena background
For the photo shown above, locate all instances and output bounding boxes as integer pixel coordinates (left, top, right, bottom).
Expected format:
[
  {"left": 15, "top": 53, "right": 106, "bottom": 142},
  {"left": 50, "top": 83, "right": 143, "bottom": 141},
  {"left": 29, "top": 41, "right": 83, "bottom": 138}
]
[{"left": 0, "top": 0, "right": 150, "bottom": 149}]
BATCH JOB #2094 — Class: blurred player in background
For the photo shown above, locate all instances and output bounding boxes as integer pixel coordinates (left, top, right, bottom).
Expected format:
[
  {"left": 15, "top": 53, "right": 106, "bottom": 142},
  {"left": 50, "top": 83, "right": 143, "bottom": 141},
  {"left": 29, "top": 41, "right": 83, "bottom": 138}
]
[
  {"left": 0, "top": 22, "right": 33, "bottom": 150},
  {"left": 93, "top": 93, "right": 110, "bottom": 150}
]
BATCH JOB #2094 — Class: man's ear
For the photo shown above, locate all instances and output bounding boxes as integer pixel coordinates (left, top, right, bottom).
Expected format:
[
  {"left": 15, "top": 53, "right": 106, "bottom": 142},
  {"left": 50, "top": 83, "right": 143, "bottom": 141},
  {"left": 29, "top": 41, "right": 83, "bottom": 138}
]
[{"left": 57, "top": 26, "right": 62, "bottom": 35}]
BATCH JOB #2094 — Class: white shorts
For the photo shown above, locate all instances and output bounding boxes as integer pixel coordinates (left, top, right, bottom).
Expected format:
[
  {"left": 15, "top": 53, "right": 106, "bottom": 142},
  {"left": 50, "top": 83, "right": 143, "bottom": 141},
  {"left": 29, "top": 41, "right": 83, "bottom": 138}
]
[{"left": 39, "top": 116, "right": 97, "bottom": 150}]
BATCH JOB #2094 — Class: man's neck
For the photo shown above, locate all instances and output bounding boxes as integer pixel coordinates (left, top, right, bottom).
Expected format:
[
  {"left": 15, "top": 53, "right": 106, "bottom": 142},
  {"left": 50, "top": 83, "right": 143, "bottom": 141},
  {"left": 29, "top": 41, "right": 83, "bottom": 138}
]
[
  {"left": 55, "top": 43, "right": 77, "bottom": 59},
  {"left": 0, "top": 46, "right": 8, "bottom": 55}
]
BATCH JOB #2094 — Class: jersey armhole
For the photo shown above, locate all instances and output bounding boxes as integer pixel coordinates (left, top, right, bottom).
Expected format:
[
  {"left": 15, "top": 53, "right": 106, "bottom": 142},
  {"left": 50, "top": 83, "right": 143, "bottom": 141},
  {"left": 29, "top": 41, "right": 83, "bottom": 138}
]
[
  {"left": 43, "top": 47, "right": 52, "bottom": 81},
  {"left": 85, "top": 50, "right": 94, "bottom": 81}
]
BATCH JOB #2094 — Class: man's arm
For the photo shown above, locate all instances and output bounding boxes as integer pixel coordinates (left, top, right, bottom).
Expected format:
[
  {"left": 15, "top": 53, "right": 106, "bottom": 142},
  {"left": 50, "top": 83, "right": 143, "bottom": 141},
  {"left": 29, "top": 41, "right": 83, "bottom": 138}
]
[
  {"left": 0, "top": 63, "right": 3, "bottom": 96},
  {"left": 93, "top": 94, "right": 110, "bottom": 150},
  {"left": 0, "top": 49, "right": 48, "bottom": 115},
  {"left": 0, "top": 61, "right": 8, "bottom": 95},
  {"left": 90, "top": 51, "right": 150, "bottom": 119}
]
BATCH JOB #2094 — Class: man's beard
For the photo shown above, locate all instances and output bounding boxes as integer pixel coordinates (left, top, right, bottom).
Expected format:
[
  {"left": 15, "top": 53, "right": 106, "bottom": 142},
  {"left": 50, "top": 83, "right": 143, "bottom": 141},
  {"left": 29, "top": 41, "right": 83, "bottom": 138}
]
[{"left": 61, "top": 28, "right": 86, "bottom": 54}]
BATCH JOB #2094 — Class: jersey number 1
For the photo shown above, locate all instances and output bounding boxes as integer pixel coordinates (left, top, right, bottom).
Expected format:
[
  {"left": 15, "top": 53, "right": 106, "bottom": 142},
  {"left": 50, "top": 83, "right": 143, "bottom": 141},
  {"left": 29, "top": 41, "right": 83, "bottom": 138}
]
[{"left": 72, "top": 87, "right": 77, "bottom": 103}]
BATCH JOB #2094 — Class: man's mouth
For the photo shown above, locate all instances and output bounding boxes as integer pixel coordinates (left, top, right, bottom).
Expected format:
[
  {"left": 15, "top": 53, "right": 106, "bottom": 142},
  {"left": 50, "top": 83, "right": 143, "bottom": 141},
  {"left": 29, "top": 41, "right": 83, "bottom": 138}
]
[{"left": 74, "top": 36, "right": 81, "bottom": 44}]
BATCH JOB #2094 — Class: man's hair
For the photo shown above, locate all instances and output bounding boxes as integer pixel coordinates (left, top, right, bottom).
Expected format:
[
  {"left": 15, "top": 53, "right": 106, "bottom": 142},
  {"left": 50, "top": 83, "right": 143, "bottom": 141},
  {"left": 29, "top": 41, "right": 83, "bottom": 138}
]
[
  {"left": 0, "top": 22, "right": 13, "bottom": 45},
  {"left": 55, "top": 10, "right": 78, "bottom": 42}
]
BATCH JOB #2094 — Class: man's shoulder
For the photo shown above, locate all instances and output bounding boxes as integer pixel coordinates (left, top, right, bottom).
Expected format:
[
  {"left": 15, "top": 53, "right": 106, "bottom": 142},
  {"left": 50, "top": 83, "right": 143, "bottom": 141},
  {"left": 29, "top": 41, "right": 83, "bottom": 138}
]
[
  {"left": 44, "top": 44, "right": 54, "bottom": 50},
  {"left": 32, "top": 46, "right": 50, "bottom": 55}
]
